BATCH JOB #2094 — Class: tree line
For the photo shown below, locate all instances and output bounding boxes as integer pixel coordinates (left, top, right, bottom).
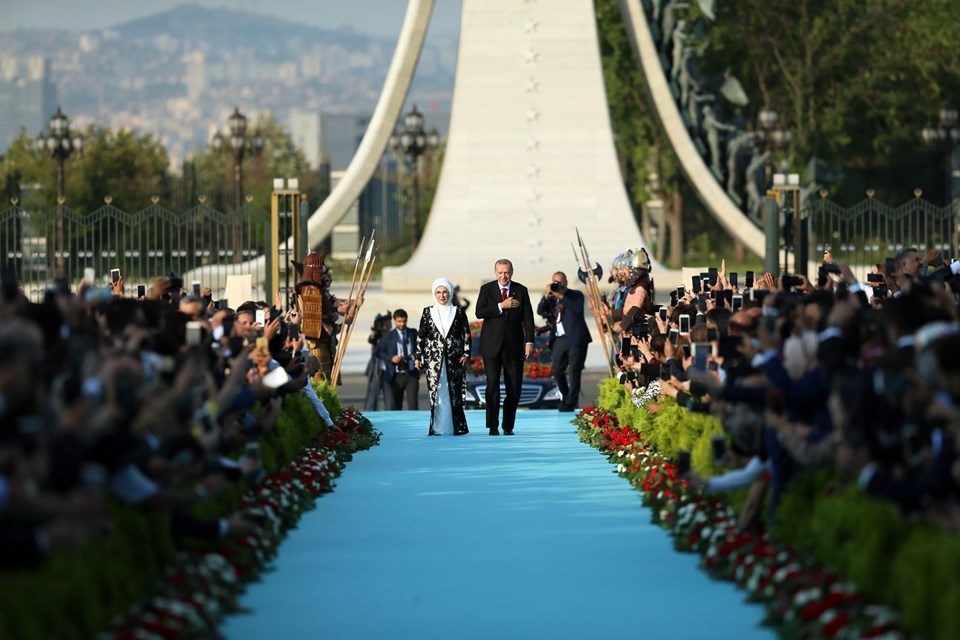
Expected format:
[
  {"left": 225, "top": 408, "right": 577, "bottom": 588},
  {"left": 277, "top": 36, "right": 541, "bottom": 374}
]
[
  {"left": 595, "top": 0, "right": 960, "bottom": 266},
  {"left": 0, "top": 114, "right": 320, "bottom": 214}
]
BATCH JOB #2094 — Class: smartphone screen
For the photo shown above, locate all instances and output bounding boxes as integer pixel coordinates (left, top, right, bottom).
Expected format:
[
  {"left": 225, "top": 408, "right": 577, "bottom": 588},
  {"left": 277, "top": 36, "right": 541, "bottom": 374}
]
[
  {"left": 192, "top": 281, "right": 201, "bottom": 296},
  {"left": 885, "top": 257, "right": 896, "bottom": 276},
  {"left": 711, "top": 435, "right": 726, "bottom": 460},
  {"left": 659, "top": 307, "right": 667, "bottom": 322},
  {"left": 83, "top": 267, "right": 96, "bottom": 286},
  {"left": 110, "top": 268, "right": 121, "bottom": 284},
  {"left": 708, "top": 267, "right": 718, "bottom": 285},
  {"left": 745, "top": 271, "right": 755, "bottom": 288},
  {"left": 137, "top": 284, "right": 146, "bottom": 298},
  {"left": 228, "top": 336, "right": 245, "bottom": 355},
  {"left": 732, "top": 294, "right": 743, "bottom": 312},
  {"left": 693, "top": 342, "right": 709, "bottom": 370},
  {"left": 660, "top": 363, "right": 672, "bottom": 381},
  {"left": 669, "top": 329, "right": 679, "bottom": 347},
  {"left": 679, "top": 314, "right": 691, "bottom": 334},
  {"left": 676, "top": 285, "right": 686, "bottom": 299},
  {"left": 255, "top": 309, "right": 266, "bottom": 326},
  {"left": 676, "top": 451, "right": 691, "bottom": 475},
  {"left": 729, "top": 272, "right": 738, "bottom": 289},
  {"left": 692, "top": 275, "right": 701, "bottom": 293},
  {"left": 697, "top": 294, "right": 707, "bottom": 312},
  {"left": 185, "top": 321, "right": 203, "bottom": 346}
]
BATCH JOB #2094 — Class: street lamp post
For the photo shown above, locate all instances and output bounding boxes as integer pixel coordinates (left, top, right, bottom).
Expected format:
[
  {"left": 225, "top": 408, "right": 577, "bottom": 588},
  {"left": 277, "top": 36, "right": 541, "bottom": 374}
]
[
  {"left": 35, "top": 106, "right": 83, "bottom": 277},
  {"left": 390, "top": 105, "right": 439, "bottom": 246},
  {"left": 212, "top": 107, "right": 264, "bottom": 263},
  {"left": 757, "top": 105, "right": 792, "bottom": 182},
  {"left": 922, "top": 102, "right": 960, "bottom": 204},
  {"left": 757, "top": 106, "right": 799, "bottom": 273}
]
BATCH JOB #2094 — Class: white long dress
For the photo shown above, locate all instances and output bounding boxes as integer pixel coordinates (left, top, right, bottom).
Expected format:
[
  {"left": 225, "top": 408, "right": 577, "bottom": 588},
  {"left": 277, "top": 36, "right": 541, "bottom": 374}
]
[{"left": 432, "top": 357, "right": 455, "bottom": 435}]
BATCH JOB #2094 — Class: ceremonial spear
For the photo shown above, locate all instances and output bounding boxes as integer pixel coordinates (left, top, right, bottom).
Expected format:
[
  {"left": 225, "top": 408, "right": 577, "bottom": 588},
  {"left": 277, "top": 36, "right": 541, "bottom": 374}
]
[{"left": 330, "top": 231, "right": 375, "bottom": 385}]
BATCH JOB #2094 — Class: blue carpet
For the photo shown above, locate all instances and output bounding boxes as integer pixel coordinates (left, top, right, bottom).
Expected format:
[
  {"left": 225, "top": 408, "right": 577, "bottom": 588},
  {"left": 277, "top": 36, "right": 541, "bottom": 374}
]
[{"left": 223, "top": 410, "right": 774, "bottom": 640}]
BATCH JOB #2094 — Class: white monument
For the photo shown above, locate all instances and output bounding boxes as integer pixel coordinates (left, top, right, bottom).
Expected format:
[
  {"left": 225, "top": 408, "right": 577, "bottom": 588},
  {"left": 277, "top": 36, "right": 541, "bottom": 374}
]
[{"left": 382, "top": 0, "right": 667, "bottom": 293}]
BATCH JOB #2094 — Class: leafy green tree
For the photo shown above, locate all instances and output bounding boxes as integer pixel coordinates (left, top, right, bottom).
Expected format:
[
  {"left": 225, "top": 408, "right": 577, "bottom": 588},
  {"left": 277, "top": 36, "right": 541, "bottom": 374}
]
[
  {"left": 1, "top": 126, "right": 170, "bottom": 213},
  {"left": 701, "top": 0, "right": 960, "bottom": 199},
  {"left": 68, "top": 127, "right": 170, "bottom": 210},
  {"left": 596, "top": 0, "right": 688, "bottom": 266},
  {"left": 1, "top": 129, "right": 54, "bottom": 209},
  {"left": 188, "top": 112, "right": 317, "bottom": 211}
]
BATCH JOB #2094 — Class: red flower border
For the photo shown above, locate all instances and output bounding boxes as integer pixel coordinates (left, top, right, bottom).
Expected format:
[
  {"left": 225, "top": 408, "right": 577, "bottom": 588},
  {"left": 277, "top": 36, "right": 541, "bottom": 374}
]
[
  {"left": 574, "top": 406, "right": 903, "bottom": 639},
  {"left": 103, "top": 408, "right": 380, "bottom": 638}
]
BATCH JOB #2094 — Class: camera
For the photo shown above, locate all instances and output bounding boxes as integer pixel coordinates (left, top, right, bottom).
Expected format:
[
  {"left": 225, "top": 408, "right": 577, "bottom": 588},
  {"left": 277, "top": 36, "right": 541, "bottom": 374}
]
[
  {"left": 821, "top": 262, "right": 841, "bottom": 275},
  {"left": 687, "top": 400, "right": 713, "bottom": 414},
  {"left": 617, "top": 370, "right": 641, "bottom": 385},
  {"left": 549, "top": 281, "right": 564, "bottom": 293},
  {"left": 866, "top": 273, "right": 884, "bottom": 283},
  {"left": 781, "top": 274, "right": 803, "bottom": 289}
]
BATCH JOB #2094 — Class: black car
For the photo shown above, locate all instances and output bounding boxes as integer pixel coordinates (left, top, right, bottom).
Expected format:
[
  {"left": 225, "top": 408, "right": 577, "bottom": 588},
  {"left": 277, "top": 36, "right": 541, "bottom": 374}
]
[{"left": 463, "top": 322, "right": 562, "bottom": 409}]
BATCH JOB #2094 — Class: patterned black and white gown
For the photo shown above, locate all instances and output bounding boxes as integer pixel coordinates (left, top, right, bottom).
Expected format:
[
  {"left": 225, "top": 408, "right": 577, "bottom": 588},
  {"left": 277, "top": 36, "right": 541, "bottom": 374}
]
[{"left": 415, "top": 305, "right": 471, "bottom": 436}]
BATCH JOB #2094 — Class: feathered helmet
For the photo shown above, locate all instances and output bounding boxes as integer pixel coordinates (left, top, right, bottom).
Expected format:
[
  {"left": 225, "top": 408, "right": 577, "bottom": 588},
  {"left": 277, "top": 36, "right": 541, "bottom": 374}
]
[{"left": 627, "top": 247, "right": 652, "bottom": 276}]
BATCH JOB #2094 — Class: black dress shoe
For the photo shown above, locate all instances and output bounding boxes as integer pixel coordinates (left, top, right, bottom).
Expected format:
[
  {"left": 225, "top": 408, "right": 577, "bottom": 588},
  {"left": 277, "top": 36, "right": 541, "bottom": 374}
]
[
  {"left": 488, "top": 429, "right": 500, "bottom": 436},
  {"left": 558, "top": 406, "right": 576, "bottom": 413},
  {"left": 503, "top": 430, "right": 515, "bottom": 436}
]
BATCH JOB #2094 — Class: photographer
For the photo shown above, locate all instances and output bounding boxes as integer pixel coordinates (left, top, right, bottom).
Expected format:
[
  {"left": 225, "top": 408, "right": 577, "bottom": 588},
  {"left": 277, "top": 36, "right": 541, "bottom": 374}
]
[
  {"left": 364, "top": 311, "right": 394, "bottom": 411},
  {"left": 375, "top": 309, "right": 419, "bottom": 410},
  {"left": 538, "top": 272, "right": 591, "bottom": 412}
]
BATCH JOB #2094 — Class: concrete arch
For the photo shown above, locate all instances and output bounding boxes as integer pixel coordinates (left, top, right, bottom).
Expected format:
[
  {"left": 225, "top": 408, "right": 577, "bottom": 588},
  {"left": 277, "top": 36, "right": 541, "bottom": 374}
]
[{"left": 618, "top": 0, "right": 765, "bottom": 256}]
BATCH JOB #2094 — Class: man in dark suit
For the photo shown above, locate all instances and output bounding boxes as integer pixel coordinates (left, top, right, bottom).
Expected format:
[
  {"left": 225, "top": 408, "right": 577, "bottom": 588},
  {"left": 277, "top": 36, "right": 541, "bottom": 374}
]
[
  {"left": 476, "top": 259, "right": 535, "bottom": 435},
  {"left": 537, "top": 271, "right": 592, "bottom": 412},
  {"left": 375, "top": 309, "right": 419, "bottom": 410}
]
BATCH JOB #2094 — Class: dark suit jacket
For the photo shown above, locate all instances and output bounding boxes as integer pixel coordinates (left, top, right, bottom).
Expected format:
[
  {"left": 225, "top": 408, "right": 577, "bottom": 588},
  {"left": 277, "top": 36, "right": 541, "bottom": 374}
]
[
  {"left": 537, "top": 288, "right": 593, "bottom": 347},
  {"left": 475, "top": 280, "right": 535, "bottom": 358},
  {"left": 375, "top": 327, "right": 419, "bottom": 383}
]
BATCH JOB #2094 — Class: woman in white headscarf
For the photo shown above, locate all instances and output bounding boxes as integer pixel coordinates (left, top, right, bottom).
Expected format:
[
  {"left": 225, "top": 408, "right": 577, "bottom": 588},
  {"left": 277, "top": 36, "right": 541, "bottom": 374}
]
[{"left": 415, "top": 278, "right": 472, "bottom": 436}]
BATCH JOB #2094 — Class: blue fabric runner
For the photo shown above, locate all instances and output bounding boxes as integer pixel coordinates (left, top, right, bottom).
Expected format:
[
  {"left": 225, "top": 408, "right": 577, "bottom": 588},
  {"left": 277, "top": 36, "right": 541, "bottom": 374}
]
[{"left": 223, "top": 410, "right": 773, "bottom": 639}]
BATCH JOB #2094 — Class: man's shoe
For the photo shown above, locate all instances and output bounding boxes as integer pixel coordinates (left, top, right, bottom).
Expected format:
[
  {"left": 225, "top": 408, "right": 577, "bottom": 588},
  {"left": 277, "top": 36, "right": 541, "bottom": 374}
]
[
  {"left": 488, "top": 429, "right": 500, "bottom": 436},
  {"left": 558, "top": 406, "right": 576, "bottom": 413},
  {"left": 503, "top": 430, "right": 515, "bottom": 436}
]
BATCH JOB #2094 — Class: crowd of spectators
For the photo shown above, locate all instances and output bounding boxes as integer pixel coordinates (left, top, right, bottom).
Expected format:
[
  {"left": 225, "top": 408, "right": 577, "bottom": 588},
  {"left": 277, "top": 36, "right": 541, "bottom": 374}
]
[
  {"left": 0, "top": 268, "right": 338, "bottom": 570},
  {"left": 602, "top": 246, "right": 960, "bottom": 532}
]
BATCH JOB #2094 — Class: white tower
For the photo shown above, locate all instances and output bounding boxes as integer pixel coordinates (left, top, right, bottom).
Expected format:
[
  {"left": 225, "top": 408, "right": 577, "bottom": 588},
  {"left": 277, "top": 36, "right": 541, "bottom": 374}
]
[{"left": 382, "top": 0, "right": 663, "bottom": 293}]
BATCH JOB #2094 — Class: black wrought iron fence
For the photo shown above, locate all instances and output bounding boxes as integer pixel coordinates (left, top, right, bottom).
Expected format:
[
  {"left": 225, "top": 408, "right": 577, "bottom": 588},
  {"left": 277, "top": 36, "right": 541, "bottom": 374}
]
[
  {"left": 805, "top": 192, "right": 960, "bottom": 279},
  {"left": 0, "top": 199, "right": 271, "bottom": 300}
]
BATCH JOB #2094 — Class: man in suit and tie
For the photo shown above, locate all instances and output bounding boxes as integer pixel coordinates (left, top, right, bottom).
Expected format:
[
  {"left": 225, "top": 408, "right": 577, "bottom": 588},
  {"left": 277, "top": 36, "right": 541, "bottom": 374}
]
[
  {"left": 537, "top": 271, "right": 592, "bottom": 412},
  {"left": 476, "top": 259, "right": 535, "bottom": 435},
  {"left": 375, "top": 309, "right": 419, "bottom": 410}
]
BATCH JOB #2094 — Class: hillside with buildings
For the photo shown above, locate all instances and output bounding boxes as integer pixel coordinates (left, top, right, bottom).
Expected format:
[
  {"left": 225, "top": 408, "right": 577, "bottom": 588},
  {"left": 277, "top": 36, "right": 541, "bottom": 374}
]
[{"left": 0, "top": 4, "right": 456, "bottom": 168}]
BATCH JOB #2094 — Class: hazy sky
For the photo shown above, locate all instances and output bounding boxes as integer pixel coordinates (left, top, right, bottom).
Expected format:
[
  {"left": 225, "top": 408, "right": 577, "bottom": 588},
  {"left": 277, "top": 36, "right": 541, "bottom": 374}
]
[{"left": 0, "top": 0, "right": 462, "bottom": 37}]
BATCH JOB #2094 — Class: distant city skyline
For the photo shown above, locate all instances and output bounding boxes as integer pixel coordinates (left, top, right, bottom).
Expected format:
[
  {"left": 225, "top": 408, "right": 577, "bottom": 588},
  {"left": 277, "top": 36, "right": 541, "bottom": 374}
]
[{"left": 0, "top": 0, "right": 462, "bottom": 38}]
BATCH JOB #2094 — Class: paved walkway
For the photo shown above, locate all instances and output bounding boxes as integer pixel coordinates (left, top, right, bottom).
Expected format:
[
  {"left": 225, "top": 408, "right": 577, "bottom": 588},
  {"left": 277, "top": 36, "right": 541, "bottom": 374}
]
[{"left": 223, "top": 410, "right": 773, "bottom": 640}]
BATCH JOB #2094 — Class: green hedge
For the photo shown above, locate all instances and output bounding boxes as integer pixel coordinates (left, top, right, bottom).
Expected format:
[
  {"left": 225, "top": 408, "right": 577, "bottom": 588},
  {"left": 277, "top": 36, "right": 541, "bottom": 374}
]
[
  {"left": 597, "top": 377, "right": 960, "bottom": 638},
  {"left": 0, "top": 381, "right": 342, "bottom": 640}
]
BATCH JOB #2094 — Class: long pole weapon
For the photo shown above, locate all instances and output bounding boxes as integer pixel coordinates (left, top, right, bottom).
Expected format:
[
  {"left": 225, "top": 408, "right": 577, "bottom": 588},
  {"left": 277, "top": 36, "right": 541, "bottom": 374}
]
[
  {"left": 577, "top": 231, "right": 617, "bottom": 360},
  {"left": 575, "top": 230, "right": 615, "bottom": 376},
  {"left": 331, "top": 233, "right": 375, "bottom": 385},
  {"left": 341, "top": 243, "right": 381, "bottom": 366}
]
